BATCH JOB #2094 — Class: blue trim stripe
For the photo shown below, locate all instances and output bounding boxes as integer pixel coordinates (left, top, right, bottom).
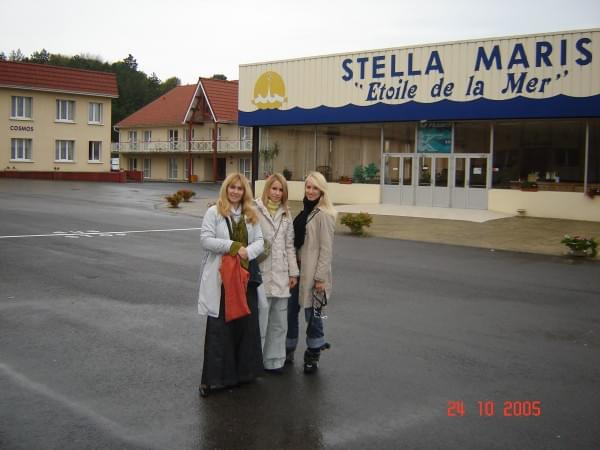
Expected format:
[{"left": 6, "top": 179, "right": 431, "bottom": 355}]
[{"left": 239, "top": 95, "right": 600, "bottom": 126}]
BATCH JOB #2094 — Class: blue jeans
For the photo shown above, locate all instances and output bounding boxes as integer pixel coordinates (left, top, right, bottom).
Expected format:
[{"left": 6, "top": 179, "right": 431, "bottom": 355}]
[{"left": 286, "top": 283, "right": 325, "bottom": 351}]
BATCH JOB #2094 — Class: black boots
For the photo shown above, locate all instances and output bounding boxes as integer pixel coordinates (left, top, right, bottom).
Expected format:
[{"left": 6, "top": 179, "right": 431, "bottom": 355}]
[{"left": 303, "top": 348, "right": 320, "bottom": 374}]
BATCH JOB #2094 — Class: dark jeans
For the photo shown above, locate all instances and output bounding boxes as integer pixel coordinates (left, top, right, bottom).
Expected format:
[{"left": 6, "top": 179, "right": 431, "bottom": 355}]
[{"left": 286, "top": 283, "right": 325, "bottom": 351}]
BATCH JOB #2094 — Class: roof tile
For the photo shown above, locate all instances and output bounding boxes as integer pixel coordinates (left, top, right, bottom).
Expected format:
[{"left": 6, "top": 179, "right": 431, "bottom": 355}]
[{"left": 0, "top": 61, "right": 118, "bottom": 97}]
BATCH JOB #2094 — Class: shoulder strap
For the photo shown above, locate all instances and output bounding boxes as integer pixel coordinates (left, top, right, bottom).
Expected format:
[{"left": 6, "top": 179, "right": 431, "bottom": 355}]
[{"left": 224, "top": 217, "right": 233, "bottom": 239}]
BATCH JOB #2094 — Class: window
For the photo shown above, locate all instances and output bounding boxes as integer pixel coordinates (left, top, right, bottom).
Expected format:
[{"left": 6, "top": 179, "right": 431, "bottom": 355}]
[
  {"left": 168, "top": 129, "right": 179, "bottom": 150},
  {"left": 239, "top": 158, "right": 251, "bottom": 179},
  {"left": 168, "top": 157, "right": 178, "bottom": 179},
  {"left": 129, "top": 131, "right": 138, "bottom": 150},
  {"left": 240, "top": 126, "right": 251, "bottom": 140},
  {"left": 128, "top": 158, "right": 138, "bottom": 170},
  {"left": 88, "top": 103, "right": 102, "bottom": 124},
  {"left": 11, "top": 96, "right": 32, "bottom": 119},
  {"left": 56, "top": 100, "right": 75, "bottom": 121},
  {"left": 89, "top": 141, "right": 101, "bottom": 161},
  {"left": 11, "top": 138, "right": 32, "bottom": 160},
  {"left": 143, "top": 130, "right": 152, "bottom": 142},
  {"left": 55, "top": 140, "right": 74, "bottom": 161},
  {"left": 143, "top": 158, "right": 151, "bottom": 179}
]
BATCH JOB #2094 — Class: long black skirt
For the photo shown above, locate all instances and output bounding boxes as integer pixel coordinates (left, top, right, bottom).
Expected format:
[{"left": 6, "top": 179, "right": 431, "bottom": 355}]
[{"left": 201, "top": 286, "right": 263, "bottom": 388}]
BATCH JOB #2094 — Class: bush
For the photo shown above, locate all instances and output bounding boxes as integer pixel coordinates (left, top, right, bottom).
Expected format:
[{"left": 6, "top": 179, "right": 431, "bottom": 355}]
[
  {"left": 364, "top": 163, "right": 380, "bottom": 182},
  {"left": 177, "top": 189, "right": 196, "bottom": 202},
  {"left": 561, "top": 234, "right": 597, "bottom": 257},
  {"left": 165, "top": 192, "right": 183, "bottom": 208},
  {"left": 340, "top": 212, "right": 373, "bottom": 236},
  {"left": 352, "top": 165, "right": 365, "bottom": 183}
]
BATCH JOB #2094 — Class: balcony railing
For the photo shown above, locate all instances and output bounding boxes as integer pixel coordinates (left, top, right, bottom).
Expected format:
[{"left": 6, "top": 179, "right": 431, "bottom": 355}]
[{"left": 111, "top": 139, "right": 252, "bottom": 154}]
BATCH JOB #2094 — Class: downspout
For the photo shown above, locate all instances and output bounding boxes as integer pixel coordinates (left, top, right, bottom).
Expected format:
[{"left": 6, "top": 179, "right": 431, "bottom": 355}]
[
  {"left": 188, "top": 121, "right": 193, "bottom": 183},
  {"left": 212, "top": 121, "right": 218, "bottom": 181}
]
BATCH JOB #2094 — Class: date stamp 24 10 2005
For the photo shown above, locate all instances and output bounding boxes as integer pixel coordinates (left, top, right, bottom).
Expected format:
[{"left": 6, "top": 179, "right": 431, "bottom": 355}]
[{"left": 447, "top": 400, "right": 542, "bottom": 417}]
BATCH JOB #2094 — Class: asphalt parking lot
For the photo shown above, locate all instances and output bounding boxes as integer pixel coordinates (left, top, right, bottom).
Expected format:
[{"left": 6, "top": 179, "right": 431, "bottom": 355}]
[{"left": 1, "top": 179, "right": 599, "bottom": 450}]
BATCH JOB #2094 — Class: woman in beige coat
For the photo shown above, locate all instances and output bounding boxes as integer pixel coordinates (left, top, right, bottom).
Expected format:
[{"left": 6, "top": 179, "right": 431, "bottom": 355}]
[
  {"left": 286, "top": 171, "right": 336, "bottom": 374},
  {"left": 255, "top": 174, "right": 299, "bottom": 372}
]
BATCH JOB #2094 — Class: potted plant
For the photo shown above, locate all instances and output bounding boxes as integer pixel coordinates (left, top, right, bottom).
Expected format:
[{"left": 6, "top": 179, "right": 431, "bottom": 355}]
[
  {"left": 561, "top": 235, "right": 597, "bottom": 257},
  {"left": 586, "top": 187, "right": 600, "bottom": 198},
  {"left": 352, "top": 165, "right": 365, "bottom": 183},
  {"left": 520, "top": 181, "right": 538, "bottom": 191},
  {"left": 338, "top": 175, "right": 352, "bottom": 184},
  {"left": 282, "top": 168, "right": 292, "bottom": 180}
]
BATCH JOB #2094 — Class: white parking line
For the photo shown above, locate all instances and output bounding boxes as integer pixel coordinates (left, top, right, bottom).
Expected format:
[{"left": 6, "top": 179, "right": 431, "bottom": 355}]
[{"left": 0, "top": 227, "right": 202, "bottom": 239}]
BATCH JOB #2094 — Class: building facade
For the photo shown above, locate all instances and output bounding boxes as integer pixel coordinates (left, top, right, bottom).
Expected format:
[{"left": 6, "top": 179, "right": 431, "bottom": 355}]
[
  {"left": 0, "top": 61, "right": 118, "bottom": 180},
  {"left": 115, "top": 78, "right": 252, "bottom": 182},
  {"left": 239, "top": 29, "right": 600, "bottom": 221}
]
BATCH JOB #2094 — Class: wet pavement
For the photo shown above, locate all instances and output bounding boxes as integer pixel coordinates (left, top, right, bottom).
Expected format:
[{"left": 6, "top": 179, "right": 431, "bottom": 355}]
[{"left": 1, "top": 179, "right": 599, "bottom": 449}]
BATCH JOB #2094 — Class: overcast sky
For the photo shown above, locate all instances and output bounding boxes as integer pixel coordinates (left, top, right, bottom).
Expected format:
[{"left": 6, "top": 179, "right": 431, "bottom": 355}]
[{"left": 1, "top": 0, "right": 598, "bottom": 85}]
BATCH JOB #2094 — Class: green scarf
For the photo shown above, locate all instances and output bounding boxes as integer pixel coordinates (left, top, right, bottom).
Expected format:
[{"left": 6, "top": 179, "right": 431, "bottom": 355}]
[{"left": 228, "top": 217, "right": 249, "bottom": 270}]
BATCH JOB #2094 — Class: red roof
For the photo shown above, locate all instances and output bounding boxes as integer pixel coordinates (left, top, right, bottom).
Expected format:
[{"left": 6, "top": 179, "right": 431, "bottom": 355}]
[
  {"left": 115, "top": 84, "right": 196, "bottom": 128},
  {"left": 199, "top": 78, "right": 238, "bottom": 123},
  {"left": 0, "top": 60, "right": 118, "bottom": 98},
  {"left": 117, "top": 78, "right": 239, "bottom": 128}
]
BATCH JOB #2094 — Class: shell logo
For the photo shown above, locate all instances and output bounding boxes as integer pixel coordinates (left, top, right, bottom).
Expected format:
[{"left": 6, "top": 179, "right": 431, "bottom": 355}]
[{"left": 252, "top": 71, "right": 286, "bottom": 110}]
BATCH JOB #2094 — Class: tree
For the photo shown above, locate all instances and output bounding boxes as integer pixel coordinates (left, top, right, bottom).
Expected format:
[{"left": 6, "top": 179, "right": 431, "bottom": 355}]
[
  {"left": 123, "top": 54, "right": 138, "bottom": 70},
  {"left": 30, "top": 49, "right": 50, "bottom": 64},
  {"left": 9, "top": 49, "right": 25, "bottom": 61},
  {"left": 0, "top": 52, "right": 7, "bottom": 61},
  {"left": 211, "top": 74, "right": 227, "bottom": 80}
]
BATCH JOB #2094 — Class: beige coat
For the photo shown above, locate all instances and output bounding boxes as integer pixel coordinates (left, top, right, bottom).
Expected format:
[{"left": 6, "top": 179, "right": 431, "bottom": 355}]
[
  {"left": 298, "top": 208, "right": 335, "bottom": 308},
  {"left": 255, "top": 199, "right": 299, "bottom": 298}
]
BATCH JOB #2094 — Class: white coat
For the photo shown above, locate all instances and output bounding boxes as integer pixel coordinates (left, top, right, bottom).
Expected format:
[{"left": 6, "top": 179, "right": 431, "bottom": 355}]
[
  {"left": 297, "top": 209, "right": 335, "bottom": 308},
  {"left": 197, "top": 205, "right": 264, "bottom": 318},
  {"left": 255, "top": 199, "right": 299, "bottom": 298}
]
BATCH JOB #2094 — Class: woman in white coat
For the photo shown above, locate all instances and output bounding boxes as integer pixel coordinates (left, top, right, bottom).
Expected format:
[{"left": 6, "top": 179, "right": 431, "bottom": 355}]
[
  {"left": 255, "top": 174, "right": 299, "bottom": 372},
  {"left": 286, "top": 171, "right": 336, "bottom": 374},
  {"left": 197, "top": 173, "right": 264, "bottom": 397}
]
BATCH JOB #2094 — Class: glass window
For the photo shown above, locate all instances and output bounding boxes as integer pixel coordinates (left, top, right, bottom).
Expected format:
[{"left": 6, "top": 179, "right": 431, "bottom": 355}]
[
  {"left": 128, "top": 158, "right": 138, "bottom": 170},
  {"left": 55, "top": 140, "right": 74, "bottom": 161},
  {"left": 418, "top": 156, "right": 432, "bottom": 186},
  {"left": 129, "top": 131, "right": 137, "bottom": 150},
  {"left": 11, "top": 96, "right": 32, "bottom": 119},
  {"left": 316, "top": 123, "right": 381, "bottom": 182},
  {"left": 56, "top": 100, "right": 75, "bottom": 121},
  {"left": 469, "top": 157, "right": 487, "bottom": 188},
  {"left": 11, "top": 138, "right": 32, "bottom": 160},
  {"left": 88, "top": 141, "right": 101, "bottom": 161},
  {"left": 88, "top": 103, "right": 102, "bottom": 124},
  {"left": 402, "top": 157, "right": 413, "bottom": 186},
  {"left": 168, "top": 157, "right": 178, "bottom": 179},
  {"left": 434, "top": 157, "right": 449, "bottom": 187},
  {"left": 493, "top": 119, "right": 586, "bottom": 189},
  {"left": 383, "top": 122, "right": 416, "bottom": 153},
  {"left": 455, "top": 157, "right": 466, "bottom": 187},
  {"left": 239, "top": 158, "right": 251, "bottom": 179},
  {"left": 384, "top": 156, "right": 399, "bottom": 185},
  {"left": 143, "top": 158, "right": 151, "bottom": 179},
  {"left": 588, "top": 119, "right": 600, "bottom": 185},
  {"left": 169, "top": 129, "right": 179, "bottom": 150},
  {"left": 454, "top": 122, "right": 490, "bottom": 153}
]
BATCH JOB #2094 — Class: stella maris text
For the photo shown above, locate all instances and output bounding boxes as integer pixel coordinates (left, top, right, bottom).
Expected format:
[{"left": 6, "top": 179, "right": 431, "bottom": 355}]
[
  {"left": 342, "top": 37, "right": 592, "bottom": 101},
  {"left": 341, "top": 37, "right": 592, "bottom": 81}
]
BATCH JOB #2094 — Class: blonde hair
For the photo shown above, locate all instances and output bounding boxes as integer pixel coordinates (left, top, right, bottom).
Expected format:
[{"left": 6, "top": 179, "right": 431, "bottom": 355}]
[
  {"left": 217, "top": 173, "right": 258, "bottom": 224},
  {"left": 306, "top": 171, "right": 337, "bottom": 218},
  {"left": 261, "top": 173, "right": 289, "bottom": 210}
]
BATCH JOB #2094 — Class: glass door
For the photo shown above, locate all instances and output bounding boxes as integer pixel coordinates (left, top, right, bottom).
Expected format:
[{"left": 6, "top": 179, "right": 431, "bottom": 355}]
[
  {"left": 382, "top": 154, "right": 415, "bottom": 204},
  {"left": 451, "top": 154, "right": 489, "bottom": 209}
]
